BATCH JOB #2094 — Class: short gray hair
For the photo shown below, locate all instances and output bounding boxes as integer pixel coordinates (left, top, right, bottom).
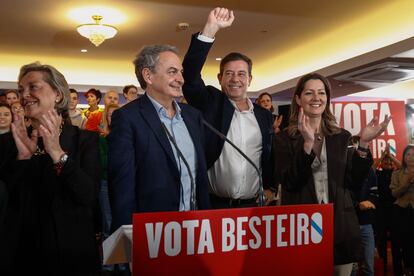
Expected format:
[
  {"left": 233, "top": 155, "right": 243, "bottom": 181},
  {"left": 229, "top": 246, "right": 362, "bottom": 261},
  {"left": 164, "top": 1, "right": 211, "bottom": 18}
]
[
  {"left": 18, "top": 62, "right": 70, "bottom": 123},
  {"left": 133, "top": 44, "right": 178, "bottom": 90}
]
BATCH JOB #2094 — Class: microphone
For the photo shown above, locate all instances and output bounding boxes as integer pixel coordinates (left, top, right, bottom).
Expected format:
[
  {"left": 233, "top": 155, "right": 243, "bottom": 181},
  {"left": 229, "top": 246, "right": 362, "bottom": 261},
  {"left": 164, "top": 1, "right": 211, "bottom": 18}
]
[
  {"left": 161, "top": 123, "right": 197, "bottom": 211},
  {"left": 202, "top": 119, "right": 266, "bottom": 207}
]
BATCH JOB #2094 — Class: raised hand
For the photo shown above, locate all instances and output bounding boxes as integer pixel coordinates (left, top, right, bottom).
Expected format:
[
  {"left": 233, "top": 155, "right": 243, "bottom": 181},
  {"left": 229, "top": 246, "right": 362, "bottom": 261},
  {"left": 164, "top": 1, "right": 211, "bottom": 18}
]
[
  {"left": 11, "top": 112, "right": 38, "bottom": 160},
  {"left": 380, "top": 147, "right": 388, "bottom": 160},
  {"left": 273, "top": 114, "right": 283, "bottom": 134},
  {"left": 298, "top": 108, "right": 315, "bottom": 154},
  {"left": 202, "top": 7, "right": 235, "bottom": 38},
  {"left": 37, "top": 110, "right": 65, "bottom": 163},
  {"left": 359, "top": 115, "right": 391, "bottom": 148},
  {"left": 385, "top": 144, "right": 390, "bottom": 155}
]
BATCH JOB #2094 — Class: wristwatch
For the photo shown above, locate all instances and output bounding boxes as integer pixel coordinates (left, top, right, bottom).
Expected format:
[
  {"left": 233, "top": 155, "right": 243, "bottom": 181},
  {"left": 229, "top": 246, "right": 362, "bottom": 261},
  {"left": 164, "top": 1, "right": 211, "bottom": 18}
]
[{"left": 54, "top": 152, "right": 68, "bottom": 175}]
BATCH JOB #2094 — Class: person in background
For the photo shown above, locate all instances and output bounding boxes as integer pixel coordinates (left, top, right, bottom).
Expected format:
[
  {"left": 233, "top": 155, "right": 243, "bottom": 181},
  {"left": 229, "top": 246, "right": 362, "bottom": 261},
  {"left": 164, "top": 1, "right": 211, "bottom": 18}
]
[
  {"left": 0, "top": 103, "right": 12, "bottom": 134},
  {"left": 105, "top": 104, "right": 119, "bottom": 130},
  {"left": 0, "top": 62, "right": 100, "bottom": 274},
  {"left": 10, "top": 101, "right": 31, "bottom": 128},
  {"left": 256, "top": 92, "right": 274, "bottom": 113},
  {"left": 256, "top": 92, "right": 283, "bottom": 134},
  {"left": 0, "top": 103, "right": 14, "bottom": 220},
  {"left": 5, "top": 90, "right": 19, "bottom": 106},
  {"left": 108, "top": 44, "right": 210, "bottom": 232},
  {"left": 0, "top": 104, "right": 15, "bottom": 184},
  {"left": 374, "top": 146, "right": 403, "bottom": 275},
  {"left": 0, "top": 104, "right": 12, "bottom": 224},
  {"left": 83, "top": 88, "right": 103, "bottom": 132},
  {"left": 0, "top": 101, "right": 12, "bottom": 240},
  {"left": 99, "top": 90, "right": 119, "bottom": 137},
  {"left": 182, "top": 7, "right": 275, "bottom": 208},
  {"left": 98, "top": 103, "right": 120, "bottom": 274},
  {"left": 10, "top": 101, "right": 24, "bottom": 117},
  {"left": 0, "top": 180, "right": 7, "bottom": 226},
  {"left": 274, "top": 72, "right": 390, "bottom": 276},
  {"left": 0, "top": 93, "right": 6, "bottom": 104},
  {"left": 256, "top": 92, "right": 283, "bottom": 205},
  {"left": 349, "top": 135, "right": 378, "bottom": 276},
  {"left": 390, "top": 144, "right": 414, "bottom": 275},
  {"left": 103, "top": 90, "right": 119, "bottom": 108},
  {"left": 122, "top": 84, "right": 139, "bottom": 104},
  {"left": 68, "top": 88, "right": 86, "bottom": 129}
]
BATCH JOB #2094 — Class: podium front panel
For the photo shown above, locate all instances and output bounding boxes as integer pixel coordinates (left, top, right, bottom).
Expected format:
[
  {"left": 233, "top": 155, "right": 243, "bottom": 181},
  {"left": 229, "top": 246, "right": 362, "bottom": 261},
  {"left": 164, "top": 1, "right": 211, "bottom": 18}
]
[{"left": 133, "top": 204, "right": 333, "bottom": 275}]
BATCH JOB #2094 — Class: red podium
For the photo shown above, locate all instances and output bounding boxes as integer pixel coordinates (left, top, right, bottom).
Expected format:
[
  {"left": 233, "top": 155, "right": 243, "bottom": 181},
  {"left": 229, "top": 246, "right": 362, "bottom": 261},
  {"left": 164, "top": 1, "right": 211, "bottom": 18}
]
[{"left": 132, "top": 204, "right": 333, "bottom": 275}]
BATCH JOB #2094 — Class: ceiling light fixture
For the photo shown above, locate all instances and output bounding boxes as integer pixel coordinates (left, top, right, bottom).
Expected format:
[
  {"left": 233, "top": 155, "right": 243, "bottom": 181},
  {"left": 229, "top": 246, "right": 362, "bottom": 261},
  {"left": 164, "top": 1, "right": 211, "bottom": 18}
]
[{"left": 77, "top": 15, "right": 118, "bottom": 47}]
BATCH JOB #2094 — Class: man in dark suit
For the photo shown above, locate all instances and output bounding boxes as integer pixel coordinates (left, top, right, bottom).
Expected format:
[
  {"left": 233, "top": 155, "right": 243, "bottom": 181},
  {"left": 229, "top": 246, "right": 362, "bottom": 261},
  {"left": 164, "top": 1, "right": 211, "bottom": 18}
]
[
  {"left": 182, "top": 7, "right": 275, "bottom": 208},
  {"left": 108, "top": 45, "right": 210, "bottom": 230}
]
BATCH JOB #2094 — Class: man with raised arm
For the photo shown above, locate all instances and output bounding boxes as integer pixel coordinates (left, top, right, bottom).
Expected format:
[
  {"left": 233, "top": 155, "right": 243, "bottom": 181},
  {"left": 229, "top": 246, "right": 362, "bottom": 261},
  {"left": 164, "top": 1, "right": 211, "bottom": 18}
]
[{"left": 182, "top": 7, "right": 275, "bottom": 208}]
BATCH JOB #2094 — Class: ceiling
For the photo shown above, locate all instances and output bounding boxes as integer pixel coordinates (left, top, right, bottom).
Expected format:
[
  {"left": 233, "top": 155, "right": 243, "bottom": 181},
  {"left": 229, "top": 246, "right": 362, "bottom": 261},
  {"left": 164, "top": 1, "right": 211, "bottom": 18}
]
[{"left": 0, "top": 0, "right": 414, "bottom": 98}]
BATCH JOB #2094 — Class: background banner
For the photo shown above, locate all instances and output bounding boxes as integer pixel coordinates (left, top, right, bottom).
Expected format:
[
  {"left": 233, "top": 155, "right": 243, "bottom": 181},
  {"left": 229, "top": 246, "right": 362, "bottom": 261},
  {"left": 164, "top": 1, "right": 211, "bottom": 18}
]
[
  {"left": 332, "top": 101, "right": 407, "bottom": 160},
  {"left": 133, "top": 204, "right": 333, "bottom": 276}
]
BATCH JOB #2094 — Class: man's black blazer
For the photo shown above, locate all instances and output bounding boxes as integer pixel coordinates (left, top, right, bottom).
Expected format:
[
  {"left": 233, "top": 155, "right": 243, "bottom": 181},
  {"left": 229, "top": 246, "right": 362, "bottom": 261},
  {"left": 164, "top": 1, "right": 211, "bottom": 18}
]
[
  {"left": 182, "top": 33, "right": 274, "bottom": 189},
  {"left": 108, "top": 94, "right": 211, "bottom": 230}
]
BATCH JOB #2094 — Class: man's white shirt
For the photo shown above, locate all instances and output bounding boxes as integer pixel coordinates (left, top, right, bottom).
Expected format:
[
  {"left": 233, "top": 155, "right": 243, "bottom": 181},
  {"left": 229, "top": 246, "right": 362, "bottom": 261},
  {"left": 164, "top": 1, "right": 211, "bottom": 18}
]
[{"left": 208, "top": 98, "right": 262, "bottom": 199}]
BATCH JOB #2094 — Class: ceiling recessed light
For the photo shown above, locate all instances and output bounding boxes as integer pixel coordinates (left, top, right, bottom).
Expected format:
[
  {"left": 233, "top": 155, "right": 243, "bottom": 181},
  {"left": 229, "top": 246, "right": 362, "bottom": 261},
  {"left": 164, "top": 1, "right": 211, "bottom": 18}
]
[
  {"left": 215, "top": 57, "right": 222, "bottom": 61},
  {"left": 81, "top": 49, "right": 88, "bottom": 53},
  {"left": 176, "top": 22, "right": 190, "bottom": 31}
]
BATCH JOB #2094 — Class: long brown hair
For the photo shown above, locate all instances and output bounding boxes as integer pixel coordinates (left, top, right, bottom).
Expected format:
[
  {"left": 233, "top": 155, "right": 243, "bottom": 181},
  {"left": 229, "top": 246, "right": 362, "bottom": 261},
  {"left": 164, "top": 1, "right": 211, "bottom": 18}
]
[
  {"left": 402, "top": 144, "right": 414, "bottom": 169},
  {"left": 287, "top": 73, "right": 340, "bottom": 137}
]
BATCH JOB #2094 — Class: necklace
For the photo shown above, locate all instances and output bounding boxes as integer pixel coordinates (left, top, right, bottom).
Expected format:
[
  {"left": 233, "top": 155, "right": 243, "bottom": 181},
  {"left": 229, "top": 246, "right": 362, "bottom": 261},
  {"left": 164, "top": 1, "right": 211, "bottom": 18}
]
[
  {"left": 315, "top": 133, "right": 323, "bottom": 142},
  {"left": 33, "top": 122, "right": 64, "bottom": 156},
  {"left": 34, "top": 146, "right": 46, "bottom": 156}
]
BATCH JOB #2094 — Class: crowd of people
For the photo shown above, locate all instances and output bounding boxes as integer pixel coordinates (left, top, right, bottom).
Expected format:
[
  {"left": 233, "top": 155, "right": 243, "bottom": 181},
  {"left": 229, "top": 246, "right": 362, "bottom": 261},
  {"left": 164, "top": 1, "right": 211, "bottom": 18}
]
[{"left": 0, "top": 6, "right": 412, "bottom": 276}]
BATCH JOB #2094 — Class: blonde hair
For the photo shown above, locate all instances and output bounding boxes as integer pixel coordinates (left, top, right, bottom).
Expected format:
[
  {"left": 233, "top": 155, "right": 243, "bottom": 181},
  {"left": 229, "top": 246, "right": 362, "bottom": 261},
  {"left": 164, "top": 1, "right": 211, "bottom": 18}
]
[
  {"left": 100, "top": 103, "right": 120, "bottom": 136},
  {"left": 18, "top": 62, "right": 71, "bottom": 124}
]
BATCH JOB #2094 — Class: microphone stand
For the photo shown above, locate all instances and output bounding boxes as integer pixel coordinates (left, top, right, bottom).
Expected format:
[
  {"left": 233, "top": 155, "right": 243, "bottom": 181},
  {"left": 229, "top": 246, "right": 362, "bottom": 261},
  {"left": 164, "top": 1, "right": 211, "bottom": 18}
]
[
  {"left": 202, "top": 119, "right": 265, "bottom": 206},
  {"left": 161, "top": 123, "right": 197, "bottom": 210}
]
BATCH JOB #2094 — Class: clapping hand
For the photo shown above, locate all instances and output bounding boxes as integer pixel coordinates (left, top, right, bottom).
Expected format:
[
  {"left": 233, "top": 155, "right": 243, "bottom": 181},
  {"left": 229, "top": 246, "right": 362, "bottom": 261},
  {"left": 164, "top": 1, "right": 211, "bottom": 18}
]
[
  {"left": 380, "top": 146, "right": 389, "bottom": 159},
  {"left": 202, "top": 7, "right": 235, "bottom": 38},
  {"left": 298, "top": 107, "right": 315, "bottom": 154},
  {"left": 359, "top": 115, "right": 392, "bottom": 148},
  {"left": 11, "top": 112, "right": 38, "bottom": 160},
  {"left": 37, "top": 110, "right": 65, "bottom": 163},
  {"left": 273, "top": 115, "right": 283, "bottom": 134}
]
